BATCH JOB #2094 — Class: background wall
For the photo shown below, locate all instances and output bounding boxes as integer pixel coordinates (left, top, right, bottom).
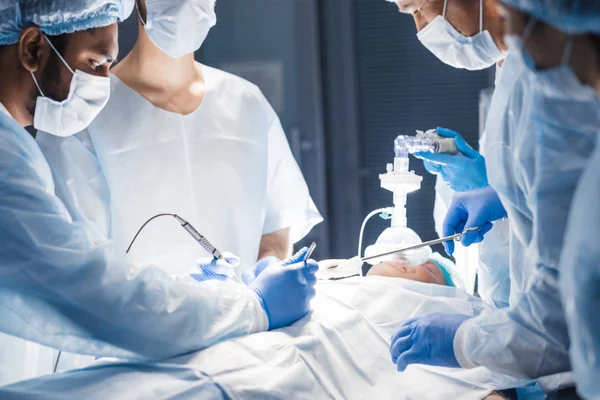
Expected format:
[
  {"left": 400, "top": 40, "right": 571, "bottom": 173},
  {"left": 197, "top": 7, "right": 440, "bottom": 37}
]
[{"left": 118, "top": 0, "right": 494, "bottom": 261}]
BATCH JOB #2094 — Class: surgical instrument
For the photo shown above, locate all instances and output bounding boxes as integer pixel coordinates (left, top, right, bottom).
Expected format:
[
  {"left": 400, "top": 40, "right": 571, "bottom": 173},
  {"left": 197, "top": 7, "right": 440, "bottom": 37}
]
[
  {"left": 303, "top": 242, "right": 317, "bottom": 262},
  {"left": 126, "top": 213, "right": 223, "bottom": 260},
  {"left": 173, "top": 215, "right": 223, "bottom": 260},
  {"left": 361, "top": 227, "right": 481, "bottom": 263},
  {"left": 53, "top": 214, "right": 227, "bottom": 374}
]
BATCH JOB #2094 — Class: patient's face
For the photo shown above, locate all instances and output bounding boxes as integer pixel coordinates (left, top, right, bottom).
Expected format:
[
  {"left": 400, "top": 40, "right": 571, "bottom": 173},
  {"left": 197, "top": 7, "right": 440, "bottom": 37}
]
[{"left": 367, "top": 260, "right": 447, "bottom": 286}]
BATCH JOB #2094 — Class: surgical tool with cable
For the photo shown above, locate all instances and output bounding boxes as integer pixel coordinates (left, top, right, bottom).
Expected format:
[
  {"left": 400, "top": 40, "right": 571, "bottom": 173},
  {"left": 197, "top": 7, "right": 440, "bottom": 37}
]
[
  {"left": 126, "top": 213, "right": 224, "bottom": 260},
  {"left": 55, "top": 215, "right": 227, "bottom": 375}
]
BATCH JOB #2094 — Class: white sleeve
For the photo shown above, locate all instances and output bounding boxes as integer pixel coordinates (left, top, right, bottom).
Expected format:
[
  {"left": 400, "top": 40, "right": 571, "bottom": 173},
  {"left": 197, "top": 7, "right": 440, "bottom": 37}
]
[
  {"left": 0, "top": 136, "right": 268, "bottom": 361},
  {"left": 432, "top": 176, "right": 454, "bottom": 238},
  {"left": 262, "top": 98, "right": 323, "bottom": 243}
]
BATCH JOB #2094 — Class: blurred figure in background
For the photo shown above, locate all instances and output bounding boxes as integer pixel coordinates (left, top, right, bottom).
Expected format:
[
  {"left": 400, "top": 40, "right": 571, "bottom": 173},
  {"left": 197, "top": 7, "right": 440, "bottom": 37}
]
[{"left": 497, "top": 2, "right": 600, "bottom": 399}]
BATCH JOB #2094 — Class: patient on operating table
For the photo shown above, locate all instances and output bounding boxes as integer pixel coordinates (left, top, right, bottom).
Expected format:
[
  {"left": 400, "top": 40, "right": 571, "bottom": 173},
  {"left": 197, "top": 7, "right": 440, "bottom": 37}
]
[
  {"left": 170, "top": 252, "right": 523, "bottom": 400},
  {"left": 28, "top": 252, "right": 523, "bottom": 400}
]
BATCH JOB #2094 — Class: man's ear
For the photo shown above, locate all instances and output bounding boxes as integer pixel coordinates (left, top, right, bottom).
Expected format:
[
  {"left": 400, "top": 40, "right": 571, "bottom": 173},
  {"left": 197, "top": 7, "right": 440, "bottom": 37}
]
[
  {"left": 136, "top": 0, "right": 147, "bottom": 23},
  {"left": 18, "top": 26, "right": 47, "bottom": 73}
]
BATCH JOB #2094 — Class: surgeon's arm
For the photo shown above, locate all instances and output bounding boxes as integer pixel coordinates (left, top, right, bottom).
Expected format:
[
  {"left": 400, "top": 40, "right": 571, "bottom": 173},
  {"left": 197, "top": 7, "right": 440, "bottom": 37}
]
[
  {"left": 453, "top": 270, "right": 570, "bottom": 378},
  {"left": 258, "top": 227, "right": 292, "bottom": 260},
  {"left": 0, "top": 155, "right": 268, "bottom": 361}
]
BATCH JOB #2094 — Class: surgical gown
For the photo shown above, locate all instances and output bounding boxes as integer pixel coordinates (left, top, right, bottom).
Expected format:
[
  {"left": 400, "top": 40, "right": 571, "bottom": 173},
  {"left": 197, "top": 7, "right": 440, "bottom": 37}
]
[
  {"left": 37, "top": 65, "right": 322, "bottom": 275},
  {"left": 453, "top": 49, "right": 599, "bottom": 382},
  {"left": 431, "top": 63, "right": 511, "bottom": 309},
  {"left": 0, "top": 107, "right": 269, "bottom": 381},
  {"left": 560, "top": 113, "right": 600, "bottom": 399}
]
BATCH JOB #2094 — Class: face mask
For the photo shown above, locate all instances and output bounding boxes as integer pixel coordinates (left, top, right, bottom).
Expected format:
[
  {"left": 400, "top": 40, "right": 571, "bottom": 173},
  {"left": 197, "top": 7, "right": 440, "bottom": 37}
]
[
  {"left": 31, "top": 35, "right": 110, "bottom": 137},
  {"left": 505, "top": 20, "right": 597, "bottom": 102},
  {"left": 417, "top": 0, "right": 505, "bottom": 70},
  {"left": 139, "top": 0, "right": 217, "bottom": 59}
]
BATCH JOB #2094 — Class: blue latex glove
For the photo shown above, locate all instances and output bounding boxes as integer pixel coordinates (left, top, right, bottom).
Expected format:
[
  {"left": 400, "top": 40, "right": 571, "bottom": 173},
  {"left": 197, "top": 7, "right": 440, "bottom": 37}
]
[
  {"left": 414, "top": 127, "right": 488, "bottom": 192},
  {"left": 190, "top": 252, "right": 240, "bottom": 282},
  {"left": 390, "top": 313, "right": 471, "bottom": 371},
  {"left": 442, "top": 186, "right": 507, "bottom": 256},
  {"left": 242, "top": 256, "right": 281, "bottom": 285},
  {"left": 250, "top": 247, "right": 318, "bottom": 330}
]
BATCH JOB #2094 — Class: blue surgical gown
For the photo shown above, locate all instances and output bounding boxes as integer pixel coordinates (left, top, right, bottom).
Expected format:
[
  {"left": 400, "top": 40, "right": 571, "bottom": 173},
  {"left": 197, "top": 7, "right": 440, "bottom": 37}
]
[
  {"left": 560, "top": 130, "right": 600, "bottom": 400},
  {"left": 0, "top": 110, "right": 268, "bottom": 363},
  {"left": 453, "top": 50, "right": 599, "bottom": 382}
]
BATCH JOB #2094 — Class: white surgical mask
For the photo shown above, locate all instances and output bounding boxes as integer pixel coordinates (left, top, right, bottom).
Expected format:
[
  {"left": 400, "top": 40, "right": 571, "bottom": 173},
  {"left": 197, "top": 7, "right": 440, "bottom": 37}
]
[
  {"left": 31, "top": 35, "right": 110, "bottom": 137},
  {"left": 139, "top": 0, "right": 217, "bottom": 59},
  {"left": 417, "top": 0, "right": 505, "bottom": 70}
]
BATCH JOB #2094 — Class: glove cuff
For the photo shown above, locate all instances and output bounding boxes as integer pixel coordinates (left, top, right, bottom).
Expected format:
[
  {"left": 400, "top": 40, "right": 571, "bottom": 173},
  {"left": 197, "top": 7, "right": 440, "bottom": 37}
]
[
  {"left": 248, "top": 289, "right": 270, "bottom": 333},
  {"left": 453, "top": 318, "right": 479, "bottom": 369}
]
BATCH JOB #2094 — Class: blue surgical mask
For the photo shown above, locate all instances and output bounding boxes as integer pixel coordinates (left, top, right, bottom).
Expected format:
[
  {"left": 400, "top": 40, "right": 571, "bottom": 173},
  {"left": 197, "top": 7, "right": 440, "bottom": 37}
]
[
  {"left": 505, "top": 19, "right": 597, "bottom": 102},
  {"left": 138, "top": 0, "right": 217, "bottom": 59}
]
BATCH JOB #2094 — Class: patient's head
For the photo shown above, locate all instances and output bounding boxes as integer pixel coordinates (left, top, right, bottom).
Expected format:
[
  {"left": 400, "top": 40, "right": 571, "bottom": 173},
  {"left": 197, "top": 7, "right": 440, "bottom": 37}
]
[
  {"left": 367, "top": 260, "right": 446, "bottom": 285},
  {"left": 366, "top": 253, "right": 460, "bottom": 288}
]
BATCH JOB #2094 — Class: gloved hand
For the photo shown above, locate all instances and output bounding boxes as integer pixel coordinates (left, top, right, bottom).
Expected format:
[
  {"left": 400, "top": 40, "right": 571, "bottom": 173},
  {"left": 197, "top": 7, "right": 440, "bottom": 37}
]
[
  {"left": 414, "top": 127, "right": 488, "bottom": 192},
  {"left": 250, "top": 247, "right": 318, "bottom": 330},
  {"left": 390, "top": 313, "right": 471, "bottom": 372},
  {"left": 190, "top": 252, "right": 240, "bottom": 282},
  {"left": 242, "top": 256, "right": 280, "bottom": 285},
  {"left": 442, "top": 186, "right": 507, "bottom": 256}
]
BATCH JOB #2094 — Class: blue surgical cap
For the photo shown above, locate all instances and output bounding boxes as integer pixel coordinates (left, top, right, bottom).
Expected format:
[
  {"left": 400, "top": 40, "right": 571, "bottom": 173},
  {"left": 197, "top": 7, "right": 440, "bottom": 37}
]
[
  {"left": 0, "top": 0, "right": 135, "bottom": 46},
  {"left": 430, "top": 252, "right": 464, "bottom": 290},
  {"left": 501, "top": 0, "right": 600, "bottom": 35}
]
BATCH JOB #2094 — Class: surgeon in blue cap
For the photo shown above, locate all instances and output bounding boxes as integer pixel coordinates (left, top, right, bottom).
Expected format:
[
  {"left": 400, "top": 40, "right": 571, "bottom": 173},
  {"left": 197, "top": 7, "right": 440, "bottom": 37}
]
[
  {"left": 497, "top": 1, "right": 600, "bottom": 398},
  {"left": 390, "top": 0, "right": 600, "bottom": 397},
  {"left": 0, "top": 0, "right": 318, "bottom": 386}
]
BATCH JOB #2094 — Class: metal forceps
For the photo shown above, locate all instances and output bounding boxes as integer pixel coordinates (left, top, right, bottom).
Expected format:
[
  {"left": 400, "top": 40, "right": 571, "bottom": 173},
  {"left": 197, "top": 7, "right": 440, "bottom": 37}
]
[{"left": 361, "top": 227, "right": 481, "bottom": 263}]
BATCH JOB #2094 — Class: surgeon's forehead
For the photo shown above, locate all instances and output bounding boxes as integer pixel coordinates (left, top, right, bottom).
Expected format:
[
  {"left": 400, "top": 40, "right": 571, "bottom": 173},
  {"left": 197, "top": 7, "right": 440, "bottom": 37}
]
[
  {"left": 396, "top": 0, "right": 437, "bottom": 14},
  {"left": 81, "top": 26, "right": 119, "bottom": 58}
]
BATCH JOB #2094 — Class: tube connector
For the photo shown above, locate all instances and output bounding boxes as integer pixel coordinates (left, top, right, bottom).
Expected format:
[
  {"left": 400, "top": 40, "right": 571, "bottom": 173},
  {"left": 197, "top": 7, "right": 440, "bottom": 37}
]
[{"left": 394, "top": 129, "right": 459, "bottom": 157}]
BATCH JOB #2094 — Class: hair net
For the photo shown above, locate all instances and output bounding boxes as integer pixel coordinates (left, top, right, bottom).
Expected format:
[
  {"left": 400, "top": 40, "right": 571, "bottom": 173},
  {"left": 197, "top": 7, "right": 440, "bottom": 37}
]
[
  {"left": 0, "top": 0, "right": 135, "bottom": 46},
  {"left": 430, "top": 252, "right": 465, "bottom": 290},
  {"left": 501, "top": 0, "right": 600, "bottom": 35}
]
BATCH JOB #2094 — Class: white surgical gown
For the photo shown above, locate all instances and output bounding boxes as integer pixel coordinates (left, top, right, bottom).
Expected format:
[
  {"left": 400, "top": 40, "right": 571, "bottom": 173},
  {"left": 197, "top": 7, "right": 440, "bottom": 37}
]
[
  {"left": 561, "top": 142, "right": 600, "bottom": 400},
  {"left": 0, "top": 107, "right": 269, "bottom": 383},
  {"left": 453, "top": 50, "right": 599, "bottom": 382},
  {"left": 37, "top": 66, "right": 322, "bottom": 275}
]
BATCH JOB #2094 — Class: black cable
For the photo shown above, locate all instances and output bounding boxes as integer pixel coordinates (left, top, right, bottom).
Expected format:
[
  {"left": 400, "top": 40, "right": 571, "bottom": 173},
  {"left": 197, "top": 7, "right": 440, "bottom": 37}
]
[
  {"left": 53, "top": 350, "right": 61, "bottom": 374},
  {"left": 126, "top": 213, "right": 178, "bottom": 254},
  {"left": 326, "top": 274, "right": 360, "bottom": 281}
]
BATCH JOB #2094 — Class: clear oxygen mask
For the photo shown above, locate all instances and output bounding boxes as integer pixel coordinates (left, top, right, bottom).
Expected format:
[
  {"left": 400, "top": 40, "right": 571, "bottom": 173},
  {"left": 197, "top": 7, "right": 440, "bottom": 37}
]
[{"left": 364, "top": 226, "right": 432, "bottom": 266}]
